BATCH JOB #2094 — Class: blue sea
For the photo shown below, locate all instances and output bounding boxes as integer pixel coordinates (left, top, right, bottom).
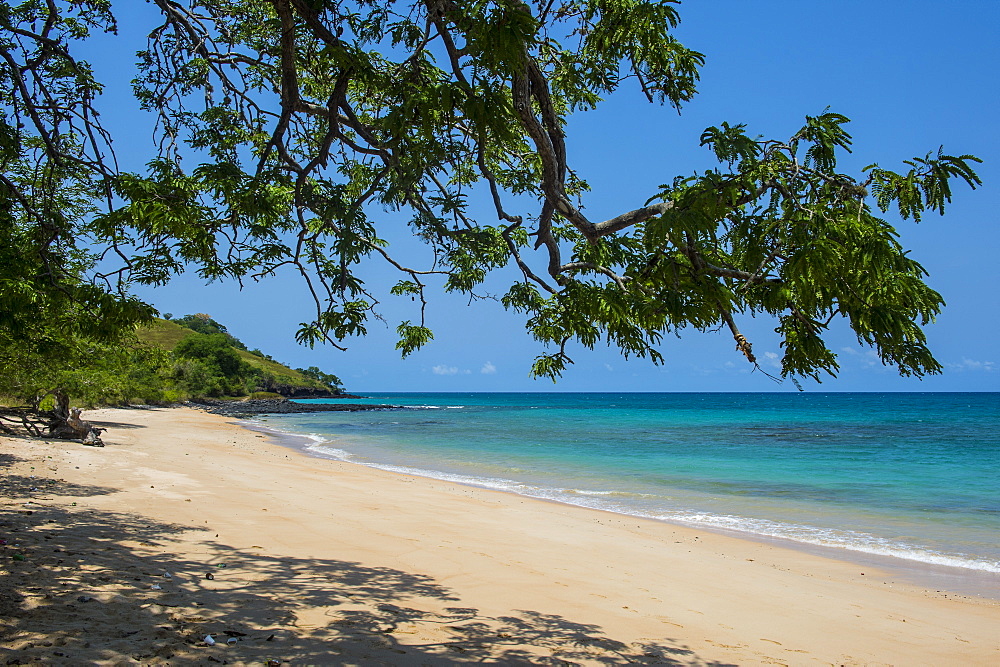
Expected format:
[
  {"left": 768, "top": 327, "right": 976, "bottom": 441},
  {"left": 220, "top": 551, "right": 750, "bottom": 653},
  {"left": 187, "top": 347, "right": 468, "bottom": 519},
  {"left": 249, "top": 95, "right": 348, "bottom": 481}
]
[{"left": 252, "top": 392, "right": 999, "bottom": 593}]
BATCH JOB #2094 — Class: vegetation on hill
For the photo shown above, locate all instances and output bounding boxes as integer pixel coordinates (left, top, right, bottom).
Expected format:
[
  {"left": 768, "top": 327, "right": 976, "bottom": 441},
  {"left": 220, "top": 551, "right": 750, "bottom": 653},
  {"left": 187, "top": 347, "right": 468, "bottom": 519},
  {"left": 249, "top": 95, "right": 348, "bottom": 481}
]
[
  {"left": 144, "top": 316, "right": 343, "bottom": 397},
  {"left": 138, "top": 317, "right": 341, "bottom": 397},
  {"left": 0, "top": 314, "right": 345, "bottom": 436}
]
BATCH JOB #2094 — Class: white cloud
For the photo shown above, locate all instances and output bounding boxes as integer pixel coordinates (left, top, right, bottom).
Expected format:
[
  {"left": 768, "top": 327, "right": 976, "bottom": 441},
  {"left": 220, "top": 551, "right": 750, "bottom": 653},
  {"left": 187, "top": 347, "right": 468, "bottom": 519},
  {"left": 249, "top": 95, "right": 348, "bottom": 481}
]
[
  {"left": 839, "top": 347, "right": 881, "bottom": 367},
  {"left": 763, "top": 351, "right": 781, "bottom": 369},
  {"left": 480, "top": 361, "right": 497, "bottom": 375},
  {"left": 946, "top": 358, "right": 997, "bottom": 372},
  {"left": 431, "top": 364, "right": 474, "bottom": 375},
  {"left": 692, "top": 359, "right": 755, "bottom": 375},
  {"left": 604, "top": 363, "right": 614, "bottom": 372}
]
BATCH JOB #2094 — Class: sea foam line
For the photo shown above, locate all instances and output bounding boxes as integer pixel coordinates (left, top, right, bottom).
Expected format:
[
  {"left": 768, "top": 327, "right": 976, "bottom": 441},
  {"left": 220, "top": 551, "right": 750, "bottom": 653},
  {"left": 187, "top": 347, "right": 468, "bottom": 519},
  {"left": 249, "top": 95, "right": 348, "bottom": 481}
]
[
  {"left": 651, "top": 512, "right": 1000, "bottom": 574},
  {"left": 299, "top": 442, "right": 1000, "bottom": 575},
  {"left": 246, "top": 421, "right": 1000, "bottom": 576},
  {"left": 405, "top": 405, "right": 466, "bottom": 410}
]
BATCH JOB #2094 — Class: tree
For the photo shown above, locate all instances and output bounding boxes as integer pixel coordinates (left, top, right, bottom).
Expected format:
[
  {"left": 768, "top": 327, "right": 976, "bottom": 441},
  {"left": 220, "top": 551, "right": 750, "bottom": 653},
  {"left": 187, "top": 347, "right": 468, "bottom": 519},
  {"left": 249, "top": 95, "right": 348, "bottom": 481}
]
[
  {"left": 0, "top": 0, "right": 982, "bottom": 389},
  {"left": 173, "top": 313, "right": 248, "bottom": 348},
  {"left": 173, "top": 313, "right": 229, "bottom": 336},
  {"left": 174, "top": 333, "right": 245, "bottom": 376},
  {"left": 296, "top": 366, "right": 343, "bottom": 392},
  {"left": 0, "top": 322, "right": 167, "bottom": 438},
  {"left": 0, "top": 0, "right": 160, "bottom": 433},
  {"left": 173, "top": 332, "right": 255, "bottom": 395}
]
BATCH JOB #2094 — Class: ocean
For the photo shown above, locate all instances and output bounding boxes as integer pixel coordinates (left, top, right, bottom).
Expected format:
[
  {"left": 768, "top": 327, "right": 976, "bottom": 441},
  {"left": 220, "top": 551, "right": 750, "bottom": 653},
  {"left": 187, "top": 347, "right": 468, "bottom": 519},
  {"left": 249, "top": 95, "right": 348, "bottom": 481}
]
[{"left": 251, "top": 392, "right": 999, "bottom": 595}]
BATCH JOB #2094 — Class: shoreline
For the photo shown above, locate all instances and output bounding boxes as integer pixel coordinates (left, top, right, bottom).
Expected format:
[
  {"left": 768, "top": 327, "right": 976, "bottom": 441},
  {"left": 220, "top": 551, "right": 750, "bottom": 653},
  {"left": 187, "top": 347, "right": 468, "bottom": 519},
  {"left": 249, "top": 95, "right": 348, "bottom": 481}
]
[
  {"left": 2, "top": 405, "right": 998, "bottom": 664},
  {"left": 245, "top": 413, "right": 1000, "bottom": 601}
]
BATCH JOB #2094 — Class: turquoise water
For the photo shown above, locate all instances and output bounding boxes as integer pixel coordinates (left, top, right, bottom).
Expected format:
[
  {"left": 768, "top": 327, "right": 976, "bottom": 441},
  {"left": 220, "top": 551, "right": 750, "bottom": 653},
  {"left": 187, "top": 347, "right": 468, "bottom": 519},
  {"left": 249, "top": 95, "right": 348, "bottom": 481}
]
[{"left": 256, "top": 393, "right": 999, "bottom": 577}]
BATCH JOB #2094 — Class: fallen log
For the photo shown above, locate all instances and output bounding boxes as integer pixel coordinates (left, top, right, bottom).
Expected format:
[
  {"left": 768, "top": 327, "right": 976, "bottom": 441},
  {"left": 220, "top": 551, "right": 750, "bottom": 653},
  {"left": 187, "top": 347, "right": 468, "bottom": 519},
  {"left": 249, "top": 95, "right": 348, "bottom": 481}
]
[{"left": 64, "top": 408, "right": 106, "bottom": 446}]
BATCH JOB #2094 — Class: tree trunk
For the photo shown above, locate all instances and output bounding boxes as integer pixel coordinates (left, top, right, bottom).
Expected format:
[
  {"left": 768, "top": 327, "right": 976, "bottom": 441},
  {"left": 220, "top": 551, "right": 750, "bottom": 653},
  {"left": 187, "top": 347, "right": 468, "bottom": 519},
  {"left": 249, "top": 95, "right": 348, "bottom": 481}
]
[
  {"left": 47, "top": 390, "right": 74, "bottom": 437},
  {"left": 52, "top": 390, "right": 69, "bottom": 421}
]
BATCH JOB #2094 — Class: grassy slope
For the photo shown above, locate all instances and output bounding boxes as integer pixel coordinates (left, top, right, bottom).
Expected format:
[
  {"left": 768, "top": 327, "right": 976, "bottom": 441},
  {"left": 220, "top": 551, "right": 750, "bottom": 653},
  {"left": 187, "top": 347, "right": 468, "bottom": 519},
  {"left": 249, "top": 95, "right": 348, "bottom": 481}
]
[{"left": 137, "top": 319, "right": 326, "bottom": 391}]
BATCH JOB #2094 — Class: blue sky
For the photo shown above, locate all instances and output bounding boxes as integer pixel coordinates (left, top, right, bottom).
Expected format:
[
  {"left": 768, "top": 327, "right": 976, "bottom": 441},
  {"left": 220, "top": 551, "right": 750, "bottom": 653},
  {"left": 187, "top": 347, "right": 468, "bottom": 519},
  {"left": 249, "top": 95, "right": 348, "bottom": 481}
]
[{"left": 85, "top": 1, "right": 999, "bottom": 392}]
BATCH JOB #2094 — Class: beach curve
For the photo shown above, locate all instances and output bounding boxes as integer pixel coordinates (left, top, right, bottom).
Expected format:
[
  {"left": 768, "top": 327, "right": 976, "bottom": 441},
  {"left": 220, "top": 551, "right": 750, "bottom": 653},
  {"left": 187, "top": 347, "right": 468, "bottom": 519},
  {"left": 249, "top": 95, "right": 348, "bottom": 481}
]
[{"left": 1, "top": 405, "right": 997, "bottom": 665}]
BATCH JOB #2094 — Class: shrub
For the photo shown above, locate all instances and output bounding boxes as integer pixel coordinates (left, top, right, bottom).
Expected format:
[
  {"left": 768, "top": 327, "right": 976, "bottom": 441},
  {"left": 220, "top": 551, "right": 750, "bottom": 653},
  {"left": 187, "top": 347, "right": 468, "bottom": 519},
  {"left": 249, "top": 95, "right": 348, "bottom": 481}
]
[{"left": 248, "top": 391, "right": 283, "bottom": 400}]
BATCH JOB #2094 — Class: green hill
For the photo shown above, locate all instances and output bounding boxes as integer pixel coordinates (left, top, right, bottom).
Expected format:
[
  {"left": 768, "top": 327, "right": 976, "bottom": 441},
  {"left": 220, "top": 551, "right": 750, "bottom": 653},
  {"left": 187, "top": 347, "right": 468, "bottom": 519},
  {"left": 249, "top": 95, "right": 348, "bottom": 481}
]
[
  {"left": 137, "top": 318, "right": 196, "bottom": 350},
  {"left": 137, "top": 318, "right": 337, "bottom": 397}
]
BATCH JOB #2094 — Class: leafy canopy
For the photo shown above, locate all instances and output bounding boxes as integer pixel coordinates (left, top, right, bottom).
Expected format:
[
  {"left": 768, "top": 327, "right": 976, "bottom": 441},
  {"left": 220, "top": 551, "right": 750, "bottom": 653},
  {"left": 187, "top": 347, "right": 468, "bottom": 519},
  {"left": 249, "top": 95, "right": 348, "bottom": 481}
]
[
  {"left": 297, "top": 365, "right": 343, "bottom": 391},
  {"left": 0, "top": 0, "right": 982, "bottom": 387}
]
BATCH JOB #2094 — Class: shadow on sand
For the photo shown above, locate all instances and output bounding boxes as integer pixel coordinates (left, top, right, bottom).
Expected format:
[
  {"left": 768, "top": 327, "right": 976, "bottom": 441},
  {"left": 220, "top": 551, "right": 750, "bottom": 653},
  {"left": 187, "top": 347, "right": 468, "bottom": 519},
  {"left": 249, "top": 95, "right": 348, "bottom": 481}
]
[
  {"left": 86, "top": 420, "right": 148, "bottom": 430},
  {"left": 0, "top": 476, "right": 734, "bottom": 665}
]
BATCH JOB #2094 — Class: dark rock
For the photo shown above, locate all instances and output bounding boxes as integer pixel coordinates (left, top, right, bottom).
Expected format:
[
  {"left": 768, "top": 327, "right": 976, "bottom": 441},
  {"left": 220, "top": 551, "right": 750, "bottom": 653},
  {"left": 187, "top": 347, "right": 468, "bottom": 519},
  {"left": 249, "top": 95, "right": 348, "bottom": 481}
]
[
  {"left": 275, "top": 387, "right": 365, "bottom": 399},
  {"left": 190, "top": 398, "right": 402, "bottom": 418}
]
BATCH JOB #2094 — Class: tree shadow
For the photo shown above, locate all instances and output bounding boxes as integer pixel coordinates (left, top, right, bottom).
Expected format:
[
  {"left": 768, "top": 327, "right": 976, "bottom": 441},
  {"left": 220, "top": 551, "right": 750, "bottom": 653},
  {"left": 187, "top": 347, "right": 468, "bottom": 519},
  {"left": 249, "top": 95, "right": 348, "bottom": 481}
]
[
  {"left": 0, "top": 475, "right": 116, "bottom": 500},
  {"left": 84, "top": 420, "right": 147, "bottom": 430},
  {"left": 0, "top": 452, "right": 22, "bottom": 468},
  {"left": 0, "top": 478, "right": 735, "bottom": 666}
]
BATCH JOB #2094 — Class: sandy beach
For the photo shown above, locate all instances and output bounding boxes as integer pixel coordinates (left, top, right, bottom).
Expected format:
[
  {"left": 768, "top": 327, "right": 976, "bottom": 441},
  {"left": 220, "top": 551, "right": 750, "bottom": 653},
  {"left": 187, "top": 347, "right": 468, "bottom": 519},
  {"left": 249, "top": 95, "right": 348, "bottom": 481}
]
[{"left": 1, "top": 406, "right": 997, "bottom": 665}]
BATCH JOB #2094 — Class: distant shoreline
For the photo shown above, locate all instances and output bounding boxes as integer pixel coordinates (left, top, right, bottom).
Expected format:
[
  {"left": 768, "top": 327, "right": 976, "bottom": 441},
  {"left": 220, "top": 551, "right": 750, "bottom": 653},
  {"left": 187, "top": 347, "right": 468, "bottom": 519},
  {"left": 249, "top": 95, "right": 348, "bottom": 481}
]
[{"left": 190, "top": 397, "right": 403, "bottom": 418}]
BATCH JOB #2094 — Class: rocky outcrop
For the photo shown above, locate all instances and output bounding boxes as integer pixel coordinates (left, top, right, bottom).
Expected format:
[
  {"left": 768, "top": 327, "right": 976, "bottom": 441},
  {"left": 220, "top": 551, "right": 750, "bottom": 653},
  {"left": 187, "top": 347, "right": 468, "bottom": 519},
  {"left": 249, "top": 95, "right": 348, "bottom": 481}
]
[
  {"left": 191, "top": 397, "right": 400, "bottom": 418},
  {"left": 274, "top": 387, "right": 365, "bottom": 399}
]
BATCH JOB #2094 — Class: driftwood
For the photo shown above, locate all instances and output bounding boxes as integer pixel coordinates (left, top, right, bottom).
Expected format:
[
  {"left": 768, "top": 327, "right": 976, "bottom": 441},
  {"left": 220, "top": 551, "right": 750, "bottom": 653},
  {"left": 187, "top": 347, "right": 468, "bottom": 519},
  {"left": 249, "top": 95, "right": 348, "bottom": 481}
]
[
  {"left": 62, "top": 408, "right": 106, "bottom": 446},
  {"left": 38, "top": 391, "right": 105, "bottom": 445},
  {"left": 0, "top": 402, "right": 105, "bottom": 446}
]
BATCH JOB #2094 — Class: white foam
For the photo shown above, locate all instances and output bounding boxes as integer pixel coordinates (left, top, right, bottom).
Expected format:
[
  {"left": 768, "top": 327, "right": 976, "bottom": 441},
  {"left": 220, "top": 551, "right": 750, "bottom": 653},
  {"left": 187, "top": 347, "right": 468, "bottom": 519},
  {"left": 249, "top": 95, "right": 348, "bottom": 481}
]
[
  {"left": 308, "top": 444, "right": 353, "bottom": 461},
  {"left": 645, "top": 511, "right": 1000, "bottom": 574},
  {"left": 405, "top": 405, "right": 466, "bottom": 410},
  {"left": 563, "top": 489, "right": 660, "bottom": 499},
  {"left": 239, "top": 419, "right": 327, "bottom": 446},
  {"left": 322, "top": 459, "right": 1000, "bottom": 574},
  {"left": 244, "top": 418, "right": 1000, "bottom": 576}
]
